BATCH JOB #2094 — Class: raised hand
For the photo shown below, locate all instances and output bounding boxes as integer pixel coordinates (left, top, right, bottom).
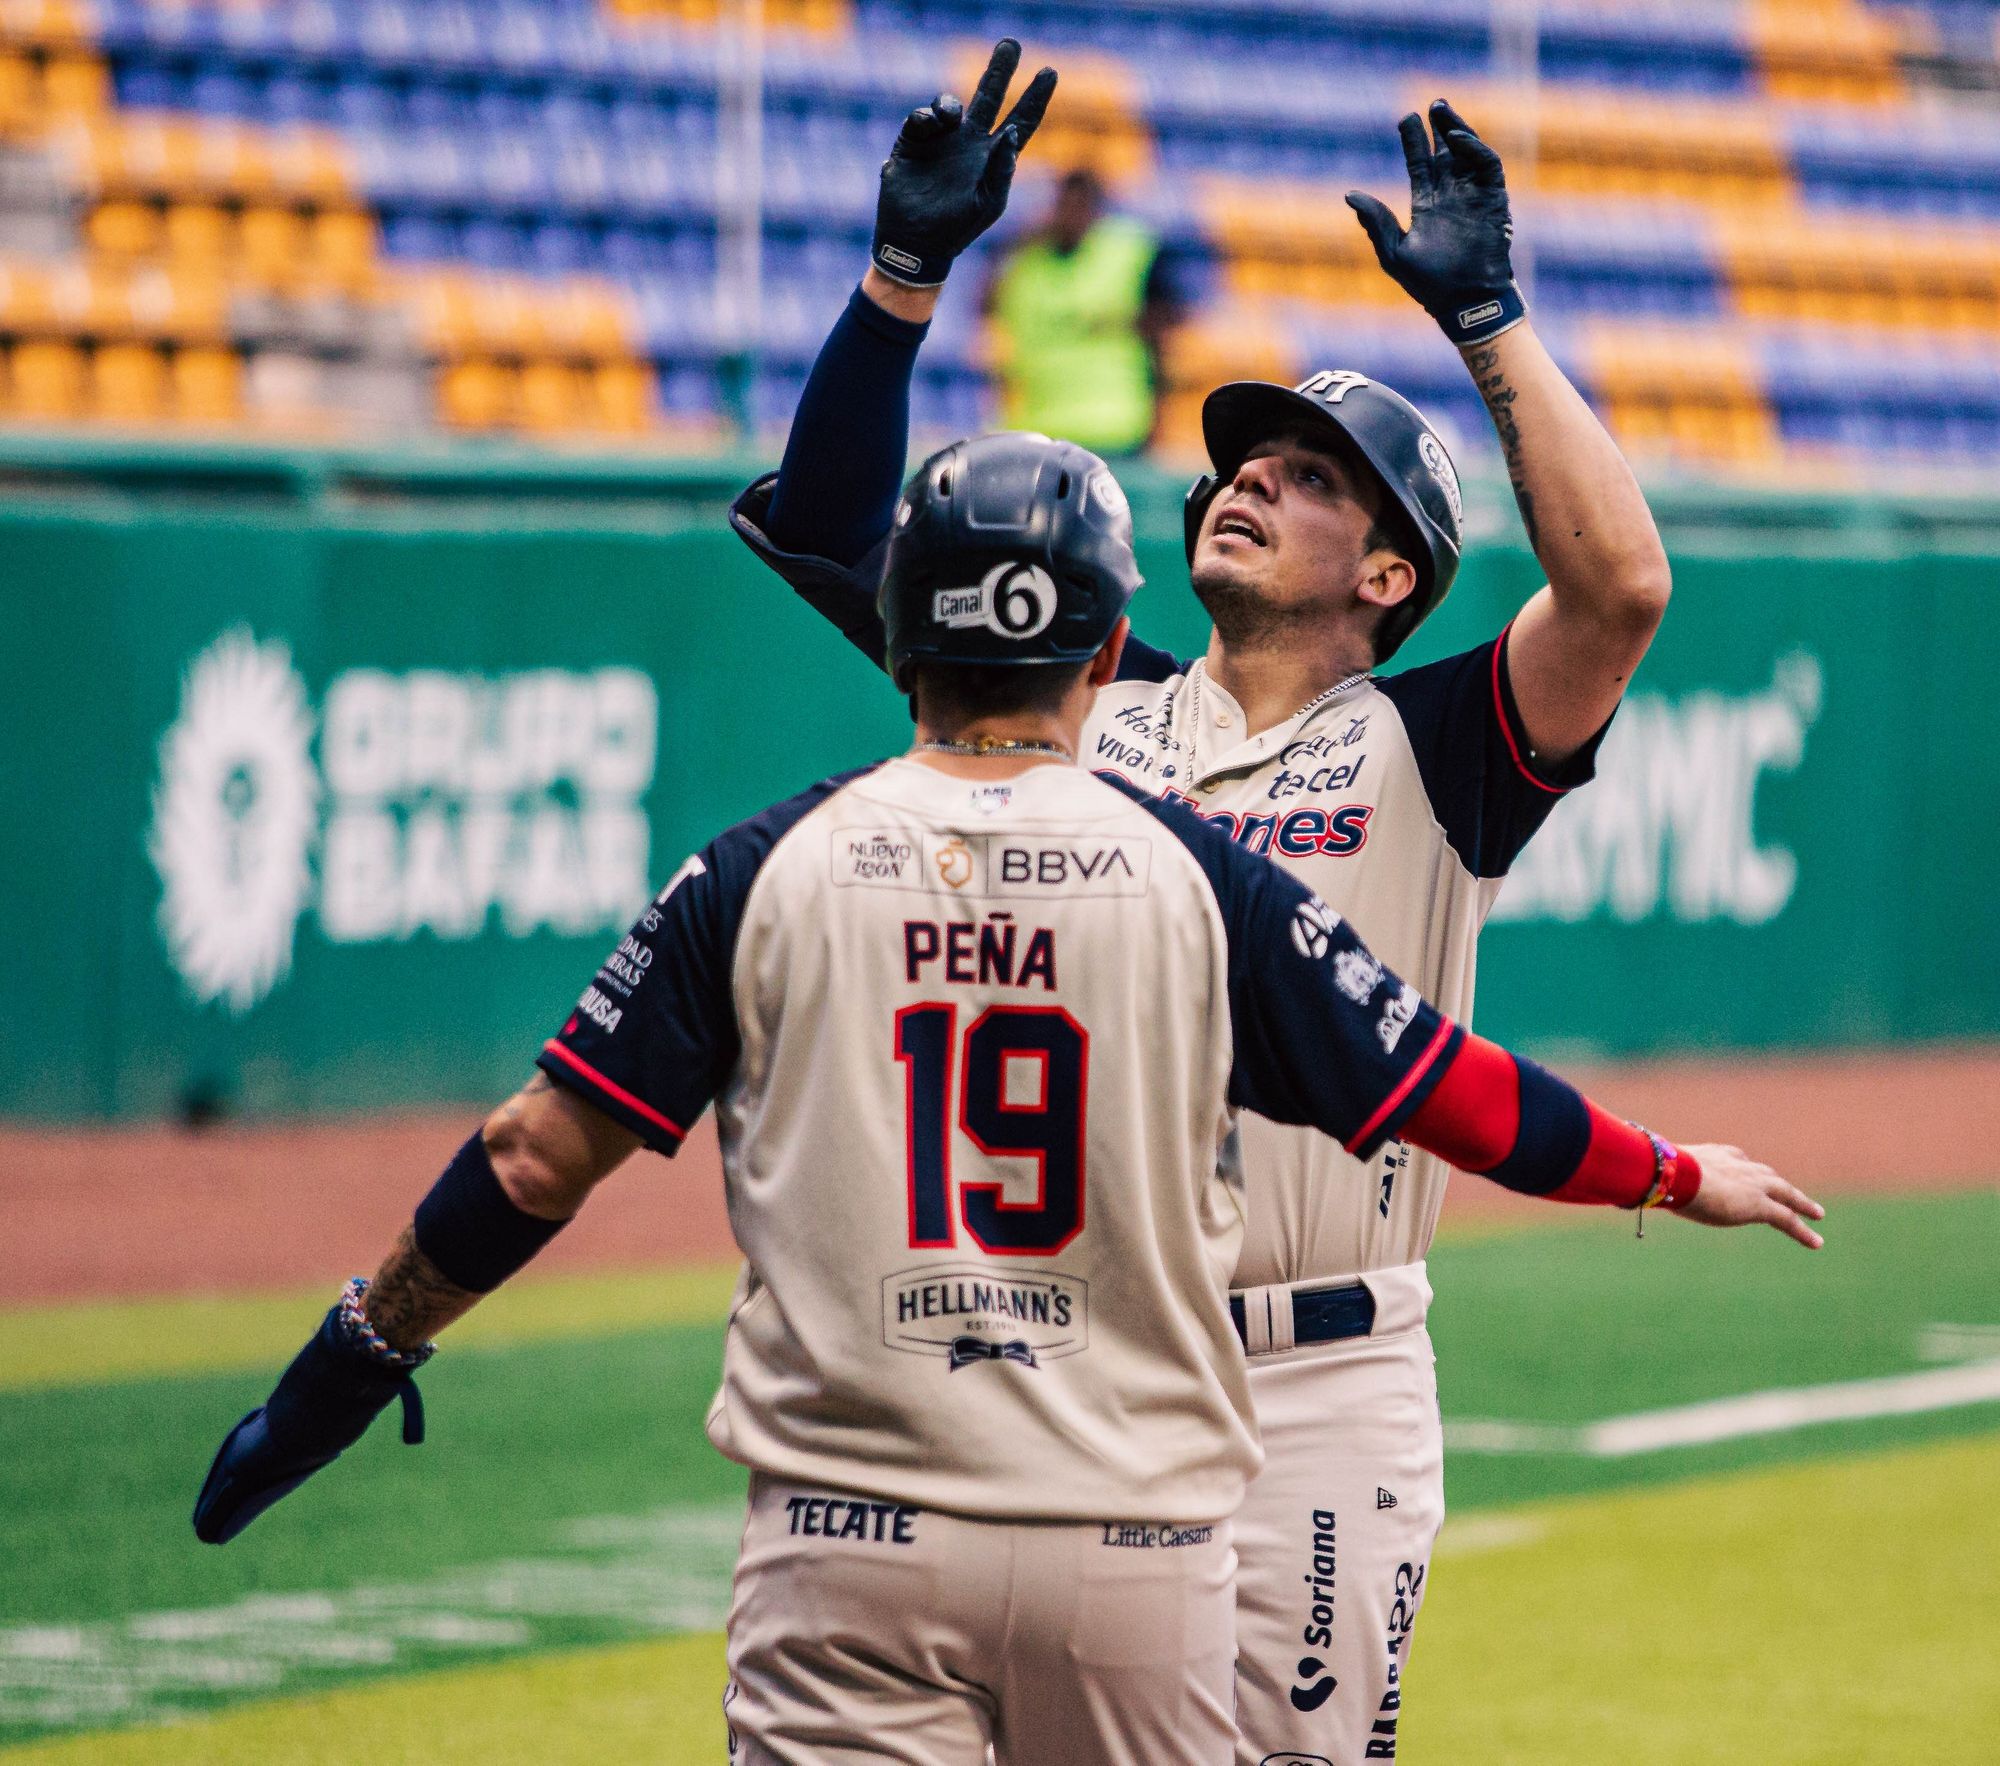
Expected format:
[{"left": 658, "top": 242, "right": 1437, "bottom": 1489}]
[
  {"left": 1674, "top": 1144, "right": 1826, "bottom": 1249},
  {"left": 1347, "top": 99, "right": 1526, "bottom": 347},
  {"left": 872, "top": 38, "right": 1058, "bottom": 289}
]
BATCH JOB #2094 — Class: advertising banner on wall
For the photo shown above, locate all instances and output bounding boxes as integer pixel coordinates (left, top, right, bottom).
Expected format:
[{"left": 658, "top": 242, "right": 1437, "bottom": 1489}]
[{"left": 1, "top": 511, "right": 1991, "bottom": 1121}]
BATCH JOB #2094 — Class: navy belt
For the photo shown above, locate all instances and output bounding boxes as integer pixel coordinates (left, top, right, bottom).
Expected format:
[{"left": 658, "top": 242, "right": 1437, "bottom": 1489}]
[{"left": 1230, "top": 1281, "right": 1376, "bottom": 1350}]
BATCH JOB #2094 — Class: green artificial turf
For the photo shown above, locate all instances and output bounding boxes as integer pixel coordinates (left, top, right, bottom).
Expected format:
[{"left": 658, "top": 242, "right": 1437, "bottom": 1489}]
[{"left": 1, "top": 1191, "right": 1993, "bottom": 1750}]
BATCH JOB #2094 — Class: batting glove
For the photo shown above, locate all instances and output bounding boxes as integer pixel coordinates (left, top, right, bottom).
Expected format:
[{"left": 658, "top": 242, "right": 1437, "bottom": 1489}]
[
  {"left": 871, "top": 38, "right": 1057, "bottom": 289},
  {"left": 192, "top": 1288, "right": 428, "bottom": 1545},
  {"left": 1347, "top": 99, "right": 1526, "bottom": 348}
]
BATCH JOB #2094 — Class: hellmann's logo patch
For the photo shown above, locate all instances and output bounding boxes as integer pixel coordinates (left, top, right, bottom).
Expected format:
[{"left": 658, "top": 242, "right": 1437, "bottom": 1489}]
[{"left": 883, "top": 1265, "right": 1089, "bottom": 1366}]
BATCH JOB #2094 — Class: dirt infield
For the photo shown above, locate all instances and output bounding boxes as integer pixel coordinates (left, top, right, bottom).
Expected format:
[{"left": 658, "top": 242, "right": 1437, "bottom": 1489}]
[{"left": 3, "top": 1045, "right": 1994, "bottom": 1306}]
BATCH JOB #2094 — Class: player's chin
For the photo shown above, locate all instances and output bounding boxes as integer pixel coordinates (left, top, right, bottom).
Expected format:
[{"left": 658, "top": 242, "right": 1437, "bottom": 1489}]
[{"left": 1189, "top": 545, "right": 1266, "bottom": 601}]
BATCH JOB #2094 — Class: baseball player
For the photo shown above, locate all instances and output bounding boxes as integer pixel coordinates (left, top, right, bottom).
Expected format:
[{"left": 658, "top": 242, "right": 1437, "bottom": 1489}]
[
  {"left": 191, "top": 430, "right": 1819, "bottom": 1763},
  {"left": 735, "top": 54, "right": 1691, "bottom": 1761}
]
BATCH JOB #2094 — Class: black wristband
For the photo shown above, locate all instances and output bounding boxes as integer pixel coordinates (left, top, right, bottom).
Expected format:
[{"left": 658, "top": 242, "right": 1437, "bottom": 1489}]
[
  {"left": 413, "top": 1133, "right": 568, "bottom": 1293},
  {"left": 1435, "top": 283, "right": 1527, "bottom": 348}
]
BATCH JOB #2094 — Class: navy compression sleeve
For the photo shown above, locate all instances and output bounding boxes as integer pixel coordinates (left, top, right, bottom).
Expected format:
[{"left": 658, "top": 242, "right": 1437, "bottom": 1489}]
[{"left": 765, "top": 286, "right": 929, "bottom": 568}]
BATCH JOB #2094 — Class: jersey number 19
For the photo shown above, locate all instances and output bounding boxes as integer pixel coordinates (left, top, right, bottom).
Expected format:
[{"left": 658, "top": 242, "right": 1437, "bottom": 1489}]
[{"left": 895, "top": 1004, "right": 1089, "bottom": 1255}]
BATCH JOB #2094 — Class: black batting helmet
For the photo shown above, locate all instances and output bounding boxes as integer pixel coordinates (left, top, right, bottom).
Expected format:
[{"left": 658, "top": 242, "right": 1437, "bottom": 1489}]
[
  {"left": 1184, "top": 371, "right": 1464, "bottom": 662},
  {"left": 881, "top": 432, "right": 1143, "bottom": 691}
]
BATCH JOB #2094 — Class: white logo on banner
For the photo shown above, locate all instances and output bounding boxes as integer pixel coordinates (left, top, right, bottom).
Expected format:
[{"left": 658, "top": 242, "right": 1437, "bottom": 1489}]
[
  {"left": 149, "top": 628, "right": 319, "bottom": 1014},
  {"left": 1492, "top": 654, "right": 1822, "bottom": 927},
  {"left": 148, "top": 631, "right": 659, "bottom": 1012}
]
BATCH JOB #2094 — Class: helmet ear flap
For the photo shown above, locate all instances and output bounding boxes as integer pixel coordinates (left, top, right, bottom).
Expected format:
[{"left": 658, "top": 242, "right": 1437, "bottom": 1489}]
[{"left": 1183, "top": 474, "right": 1221, "bottom": 565}]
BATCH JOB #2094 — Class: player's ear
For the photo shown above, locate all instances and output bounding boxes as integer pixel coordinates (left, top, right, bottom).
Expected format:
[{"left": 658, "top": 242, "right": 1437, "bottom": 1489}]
[
  {"left": 1355, "top": 552, "right": 1417, "bottom": 613},
  {"left": 1089, "top": 618, "right": 1130, "bottom": 687}
]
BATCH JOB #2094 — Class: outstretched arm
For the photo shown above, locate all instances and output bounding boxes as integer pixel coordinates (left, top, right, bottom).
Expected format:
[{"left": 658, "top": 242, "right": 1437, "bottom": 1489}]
[
  {"left": 355, "top": 1076, "right": 639, "bottom": 1351},
  {"left": 1399, "top": 1030, "right": 1824, "bottom": 1247},
  {"left": 1178, "top": 802, "right": 1824, "bottom": 1248},
  {"left": 1350, "top": 100, "right": 1671, "bottom": 764},
  {"left": 192, "top": 1079, "right": 639, "bottom": 1544}
]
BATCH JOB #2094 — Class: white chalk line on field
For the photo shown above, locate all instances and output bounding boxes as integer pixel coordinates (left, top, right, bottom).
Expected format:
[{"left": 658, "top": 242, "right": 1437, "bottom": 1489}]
[
  {"left": 0, "top": 1501, "right": 743, "bottom": 1735},
  {"left": 1446, "top": 1342, "right": 2000, "bottom": 1459}
]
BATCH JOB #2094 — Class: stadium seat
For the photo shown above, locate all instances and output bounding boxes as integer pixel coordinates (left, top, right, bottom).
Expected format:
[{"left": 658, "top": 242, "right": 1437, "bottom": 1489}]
[
  {"left": 588, "top": 358, "right": 659, "bottom": 433},
  {"left": 238, "top": 206, "right": 308, "bottom": 293},
  {"left": 310, "top": 208, "right": 379, "bottom": 293},
  {"left": 163, "top": 203, "right": 235, "bottom": 270},
  {"left": 169, "top": 343, "right": 244, "bottom": 423},
  {"left": 439, "top": 357, "right": 516, "bottom": 429},
  {"left": 91, "top": 339, "right": 169, "bottom": 421},
  {"left": 85, "top": 198, "right": 159, "bottom": 259},
  {"left": 517, "top": 357, "right": 585, "bottom": 432},
  {"left": 7, "top": 337, "right": 84, "bottom": 419}
]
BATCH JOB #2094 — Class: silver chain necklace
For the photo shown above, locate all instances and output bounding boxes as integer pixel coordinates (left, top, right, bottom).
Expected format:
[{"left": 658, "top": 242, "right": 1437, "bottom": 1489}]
[
  {"left": 914, "top": 737, "right": 1074, "bottom": 761},
  {"left": 1181, "top": 665, "right": 1371, "bottom": 784}
]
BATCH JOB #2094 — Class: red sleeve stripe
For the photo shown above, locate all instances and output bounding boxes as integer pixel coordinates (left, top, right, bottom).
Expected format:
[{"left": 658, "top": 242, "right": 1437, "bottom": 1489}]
[
  {"left": 1491, "top": 621, "right": 1568, "bottom": 797},
  {"left": 1344, "top": 1019, "right": 1458, "bottom": 1154},
  {"left": 541, "top": 1040, "right": 688, "bottom": 1143}
]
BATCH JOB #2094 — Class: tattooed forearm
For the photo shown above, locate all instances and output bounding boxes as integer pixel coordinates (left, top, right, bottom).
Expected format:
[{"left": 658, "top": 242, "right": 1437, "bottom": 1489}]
[
  {"left": 1464, "top": 344, "right": 1540, "bottom": 550},
  {"left": 362, "top": 1226, "right": 481, "bottom": 1351}
]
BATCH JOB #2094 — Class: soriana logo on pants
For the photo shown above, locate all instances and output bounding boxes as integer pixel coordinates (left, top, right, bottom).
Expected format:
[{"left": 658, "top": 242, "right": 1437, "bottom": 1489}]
[{"left": 149, "top": 627, "right": 658, "bottom": 1014}]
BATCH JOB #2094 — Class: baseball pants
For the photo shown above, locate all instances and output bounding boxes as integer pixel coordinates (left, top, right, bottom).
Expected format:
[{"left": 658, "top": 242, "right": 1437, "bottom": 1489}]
[
  {"left": 724, "top": 1472, "right": 1238, "bottom": 1764},
  {"left": 1229, "top": 1261, "right": 1445, "bottom": 1764}
]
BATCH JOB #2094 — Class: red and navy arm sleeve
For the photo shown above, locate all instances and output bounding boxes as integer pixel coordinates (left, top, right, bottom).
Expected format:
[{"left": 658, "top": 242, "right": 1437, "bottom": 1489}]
[
  {"left": 1399, "top": 1033, "right": 1702, "bottom": 1208},
  {"left": 537, "top": 768, "right": 879, "bottom": 1156},
  {"left": 1104, "top": 776, "right": 1701, "bottom": 1206},
  {"left": 1375, "top": 620, "right": 1611, "bottom": 879},
  {"left": 1104, "top": 778, "right": 1462, "bottom": 1159}
]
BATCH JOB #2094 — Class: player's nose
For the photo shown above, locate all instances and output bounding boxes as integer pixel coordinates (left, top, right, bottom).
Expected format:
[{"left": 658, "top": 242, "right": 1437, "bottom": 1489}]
[{"left": 1229, "top": 452, "right": 1282, "bottom": 498}]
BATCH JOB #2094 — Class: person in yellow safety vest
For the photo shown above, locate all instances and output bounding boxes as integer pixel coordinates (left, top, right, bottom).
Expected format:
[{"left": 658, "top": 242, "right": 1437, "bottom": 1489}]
[{"left": 984, "top": 167, "right": 1183, "bottom": 457}]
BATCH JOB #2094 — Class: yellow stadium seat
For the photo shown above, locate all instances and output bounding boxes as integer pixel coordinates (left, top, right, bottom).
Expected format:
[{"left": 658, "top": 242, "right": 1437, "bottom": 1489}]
[
  {"left": 86, "top": 199, "right": 160, "bottom": 259},
  {"left": 170, "top": 346, "right": 244, "bottom": 424},
  {"left": 10, "top": 337, "right": 87, "bottom": 420},
  {"left": 439, "top": 358, "right": 514, "bottom": 430},
  {"left": 518, "top": 359, "right": 585, "bottom": 433},
  {"left": 0, "top": 52, "right": 39, "bottom": 135},
  {"left": 588, "top": 360, "right": 657, "bottom": 434},
  {"left": 310, "top": 208, "right": 377, "bottom": 292},
  {"left": 42, "top": 53, "right": 107, "bottom": 114},
  {"left": 92, "top": 340, "right": 169, "bottom": 422},
  {"left": 238, "top": 205, "right": 307, "bottom": 291},
  {"left": 164, "top": 204, "right": 235, "bottom": 267}
]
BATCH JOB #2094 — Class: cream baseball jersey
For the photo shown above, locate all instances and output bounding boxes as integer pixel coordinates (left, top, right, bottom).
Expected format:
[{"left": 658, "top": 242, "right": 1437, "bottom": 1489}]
[
  {"left": 537, "top": 758, "right": 1465, "bottom": 1524},
  {"left": 730, "top": 479, "right": 1607, "bottom": 1287}
]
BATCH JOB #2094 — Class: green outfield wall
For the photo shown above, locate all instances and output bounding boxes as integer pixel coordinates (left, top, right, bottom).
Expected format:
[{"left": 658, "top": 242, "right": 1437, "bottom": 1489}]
[{"left": 1, "top": 453, "right": 1994, "bottom": 1121}]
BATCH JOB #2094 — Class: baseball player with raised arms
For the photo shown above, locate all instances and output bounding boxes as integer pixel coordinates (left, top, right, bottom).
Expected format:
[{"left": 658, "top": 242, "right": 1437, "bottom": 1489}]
[
  {"left": 733, "top": 44, "right": 1696, "bottom": 1760},
  {"left": 193, "top": 428, "right": 1819, "bottom": 1762}
]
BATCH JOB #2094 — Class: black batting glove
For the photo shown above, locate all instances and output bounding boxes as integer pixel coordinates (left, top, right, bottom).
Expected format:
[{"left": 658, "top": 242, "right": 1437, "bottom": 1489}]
[
  {"left": 192, "top": 1287, "right": 427, "bottom": 1545},
  {"left": 872, "top": 38, "right": 1057, "bottom": 289},
  {"left": 1347, "top": 99, "right": 1526, "bottom": 348}
]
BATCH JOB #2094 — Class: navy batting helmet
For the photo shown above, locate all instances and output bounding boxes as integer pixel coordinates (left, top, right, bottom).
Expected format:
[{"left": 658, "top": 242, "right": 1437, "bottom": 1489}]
[
  {"left": 881, "top": 431, "right": 1143, "bottom": 691},
  {"left": 1184, "top": 371, "right": 1464, "bottom": 662}
]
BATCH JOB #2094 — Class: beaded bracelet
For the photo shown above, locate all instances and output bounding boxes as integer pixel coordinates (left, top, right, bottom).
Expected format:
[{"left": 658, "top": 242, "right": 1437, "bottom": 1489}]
[
  {"left": 336, "top": 1276, "right": 437, "bottom": 1372},
  {"left": 1631, "top": 1128, "right": 1677, "bottom": 1239}
]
